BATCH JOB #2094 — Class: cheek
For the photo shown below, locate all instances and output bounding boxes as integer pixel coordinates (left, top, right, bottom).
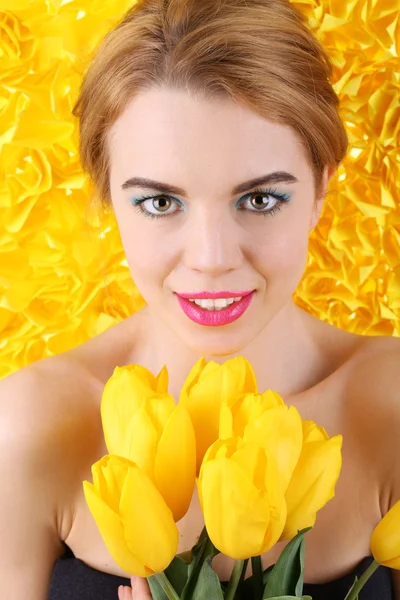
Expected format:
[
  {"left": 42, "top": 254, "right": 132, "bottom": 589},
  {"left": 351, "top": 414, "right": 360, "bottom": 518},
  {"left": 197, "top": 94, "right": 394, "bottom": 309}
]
[
  {"left": 117, "top": 220, "right": 173, "bottom": 292},
  {"left": 254, "top": 228, "right": 309, "bottom": 281}
]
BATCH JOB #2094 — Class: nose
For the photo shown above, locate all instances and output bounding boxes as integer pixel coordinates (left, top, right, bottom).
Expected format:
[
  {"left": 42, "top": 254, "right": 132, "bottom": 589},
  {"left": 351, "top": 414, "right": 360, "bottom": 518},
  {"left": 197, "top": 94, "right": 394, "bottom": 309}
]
[{"left": 182, "top": 208, "right": 243, "bottom": 275}]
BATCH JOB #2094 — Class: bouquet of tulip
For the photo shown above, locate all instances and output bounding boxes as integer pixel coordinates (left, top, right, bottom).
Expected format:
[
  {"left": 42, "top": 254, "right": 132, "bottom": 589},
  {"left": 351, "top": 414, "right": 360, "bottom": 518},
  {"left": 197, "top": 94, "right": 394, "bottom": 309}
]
[{"left": 83, "top": 357, "right": 399, "bottom": 600}]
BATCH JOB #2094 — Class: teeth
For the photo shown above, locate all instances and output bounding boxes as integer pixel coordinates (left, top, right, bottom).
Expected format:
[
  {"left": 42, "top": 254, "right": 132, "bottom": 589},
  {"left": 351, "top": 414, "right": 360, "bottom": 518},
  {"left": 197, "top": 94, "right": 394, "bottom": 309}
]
[{"left": 188, "top": 297, "right": 242, "bottom": 311}]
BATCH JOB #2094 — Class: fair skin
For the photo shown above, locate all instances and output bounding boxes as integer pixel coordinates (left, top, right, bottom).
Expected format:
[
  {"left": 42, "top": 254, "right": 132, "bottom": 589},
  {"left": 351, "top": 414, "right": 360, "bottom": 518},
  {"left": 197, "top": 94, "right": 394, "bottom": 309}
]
[{"left": 1, "top": 86, "right": 399, "bottom": 600}]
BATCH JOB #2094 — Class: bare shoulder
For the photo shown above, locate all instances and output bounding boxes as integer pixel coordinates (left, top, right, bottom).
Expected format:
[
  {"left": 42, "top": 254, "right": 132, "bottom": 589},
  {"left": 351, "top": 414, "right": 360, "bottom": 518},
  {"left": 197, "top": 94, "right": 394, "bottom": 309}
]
[
  {"left": 0, "top": 356, "right": 106, "bottom": 597},
  {"left": 0, "top": 352, "right": 104, "bottom": 437},
  {"left": 0, "top": 352, "right": 107, "bottom": 537},
  {"left": 62, "top": 311, "right": 143, "bottom": 384},
  {"left": 346, "top": 333, "right": 400, "bottom": 395},
  {"left": 344, "top": 334, "right": 400, "bottom": 510}
]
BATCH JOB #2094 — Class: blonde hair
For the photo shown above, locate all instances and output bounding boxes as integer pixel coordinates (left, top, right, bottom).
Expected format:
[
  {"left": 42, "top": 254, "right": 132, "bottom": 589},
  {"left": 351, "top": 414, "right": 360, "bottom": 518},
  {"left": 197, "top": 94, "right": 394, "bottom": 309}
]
[{"left": 72, "top": 0, "right": 348, "bottom": 208}]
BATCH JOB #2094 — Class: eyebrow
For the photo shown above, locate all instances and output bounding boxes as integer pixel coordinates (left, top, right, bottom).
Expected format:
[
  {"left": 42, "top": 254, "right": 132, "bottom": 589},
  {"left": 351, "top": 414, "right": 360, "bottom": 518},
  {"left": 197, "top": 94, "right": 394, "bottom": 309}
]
[{"left": 121, "top": 171, "right": 299, "bottom": 196}]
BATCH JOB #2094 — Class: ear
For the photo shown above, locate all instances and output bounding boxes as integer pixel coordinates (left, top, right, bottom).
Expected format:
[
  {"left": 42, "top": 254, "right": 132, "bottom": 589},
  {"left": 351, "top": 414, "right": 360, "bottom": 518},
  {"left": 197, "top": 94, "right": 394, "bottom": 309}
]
[{"left": 309, "top": 166, "right": 336, "bottom": 231}]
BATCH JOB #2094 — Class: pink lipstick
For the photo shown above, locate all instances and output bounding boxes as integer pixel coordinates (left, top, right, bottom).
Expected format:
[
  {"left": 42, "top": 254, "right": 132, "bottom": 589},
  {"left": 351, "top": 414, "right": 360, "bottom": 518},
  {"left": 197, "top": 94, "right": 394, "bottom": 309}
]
[{"left": 176, "top": 290, "right": 255, "bottom": 326}]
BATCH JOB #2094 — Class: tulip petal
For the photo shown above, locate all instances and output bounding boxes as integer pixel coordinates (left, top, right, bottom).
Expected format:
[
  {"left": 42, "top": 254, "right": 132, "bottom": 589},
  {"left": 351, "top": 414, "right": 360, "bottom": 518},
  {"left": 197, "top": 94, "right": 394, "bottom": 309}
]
[
  {"left": 119, "top": 464, "right": 179, "bottom": 573},
  {"left": 93, "top": 455, "right": 131, "bottom": 513},
  {"left": 371, "top": 499, "right": 400, "bottom": 568},
  {"left": 244, "top": 406, "right": 303, "bottom": 491},
  {"left": 83, "top": 480, "right": 150, "bottom": 577},
  {"left": 125, "top": 405, "right": 158, "bottom": 477},
  {"left": 223, "top": 357, "right": 258, "bottom": 397},
  {"left": 146, "top": 395, "right": 175, "bottom": 438},
  {"left": 200, "top": 456, "right": 272, "bottom": 559},
  {"left": 229, "top": 394, "right": 256, "bottom": 438},
  {"left": 101, "top": 365, "right": 160, "bottom": 455},
  {"left": 379, "top": 556, "right": 400, "bottom": 570},
  {"left": 180, "top": 358, "right": 258, "bottom": 473},
  {"left": 155, "top": 365, "right": 169, "bottom": 393},
  {"left": 230, "top": 446, "right": 287, "bottom": 553},
  {"left": 219, "top": 404, "right": 234, "bottom": 439},
  {"left": 230, "top": 445, "right": 267, "bottom": 490},
  {"left": 244, "top": 360, "right": 259, "bottom": 393},
  {"left": 200, "top": 360, "right": 222, "bottom": 381},
  {"left": 281, "top": 435, "right": 342, "bottom": 540},
  {"left": 179, "top": 357, "right": 208, "bottom": 401},
  {"left": 232, "top": 391, "right": 284, "bottom": 438},
  {"left": 183, "top": 386, "right": 222, "bottom": 473},
  {"left": 218, "top": 357, "right": 258, "bottom": 403},
  {"left": 155, "top": 405, "right": 197, "bottom": 521},
  {"left": 197, "top": 441, "right": 230, "bottom": 514},
  {"left": 302, "top": 420, "right": 328, "bottom": 443}
]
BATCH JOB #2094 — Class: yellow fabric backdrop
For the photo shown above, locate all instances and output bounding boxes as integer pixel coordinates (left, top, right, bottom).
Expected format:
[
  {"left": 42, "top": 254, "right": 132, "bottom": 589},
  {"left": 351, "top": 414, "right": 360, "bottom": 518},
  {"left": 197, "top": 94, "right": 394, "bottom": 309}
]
[{"left": 0, "top": 0, "right": 399, "bottom": 379}]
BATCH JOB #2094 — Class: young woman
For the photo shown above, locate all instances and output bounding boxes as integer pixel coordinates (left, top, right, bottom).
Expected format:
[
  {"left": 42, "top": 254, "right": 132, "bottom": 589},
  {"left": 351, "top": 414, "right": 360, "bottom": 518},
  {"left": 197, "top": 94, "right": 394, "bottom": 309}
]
[{"left": 1, "top": 0, "right": 398, "bottom": 599}]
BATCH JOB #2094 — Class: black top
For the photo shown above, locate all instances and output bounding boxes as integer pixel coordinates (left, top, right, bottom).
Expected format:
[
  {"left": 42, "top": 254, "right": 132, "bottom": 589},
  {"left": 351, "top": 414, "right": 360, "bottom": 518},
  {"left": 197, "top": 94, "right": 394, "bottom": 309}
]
[{"left": 49, "top": 544, "right": 394, "bottom": 599}]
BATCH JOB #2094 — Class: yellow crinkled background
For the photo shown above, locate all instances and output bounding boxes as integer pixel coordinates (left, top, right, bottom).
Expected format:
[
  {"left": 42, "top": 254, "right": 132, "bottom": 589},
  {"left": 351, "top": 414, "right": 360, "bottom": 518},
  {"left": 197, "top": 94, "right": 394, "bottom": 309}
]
[{"left": 0, "top": 0, "right": 399, "bottom": 379}]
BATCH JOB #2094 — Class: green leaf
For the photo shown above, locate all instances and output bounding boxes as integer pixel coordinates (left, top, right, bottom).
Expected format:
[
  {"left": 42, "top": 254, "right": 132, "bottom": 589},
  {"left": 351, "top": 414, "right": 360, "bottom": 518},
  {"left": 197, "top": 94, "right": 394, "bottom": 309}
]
[
  {"left": 237, "top": 561, "right": 274, "bottom": 598},
  {"left": 190, "top": 553, "right": 224, "bottom": 600},
  {"left": 262, "top": 564, "right": 276, "bottom": 586},
  {"left": 181, "top": 527, "right": 220, "bottom": 600},
  {"left": 177, "top": 550, "right": 192, "bottom": 564},
  {"left": 295, "top": 530, "right": 306, "bottom": 597},
  {"left": 147, "top": 556, "right": 190, "bottom": 599},
  {"left": 164, "top": 556, "right": 190, "bottom": 595},
  {"left": 263, "top": 528, "right": 311, "bottom": 598},
  {"left": 251, "top": 556, "right": 264, "bottom": 599},
  {"left": 344, "top": 575, "right": 359, "bottom": 600},
  {"left": 147, "top": 576, "right": 169, "bottom": 600}
]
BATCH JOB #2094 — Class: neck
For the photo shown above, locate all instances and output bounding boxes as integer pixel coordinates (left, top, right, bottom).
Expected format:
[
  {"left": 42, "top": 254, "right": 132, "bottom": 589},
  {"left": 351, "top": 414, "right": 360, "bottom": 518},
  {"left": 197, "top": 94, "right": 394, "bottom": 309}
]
[{"left": 135, "top": 301, "right": 327, "bottom": 400}]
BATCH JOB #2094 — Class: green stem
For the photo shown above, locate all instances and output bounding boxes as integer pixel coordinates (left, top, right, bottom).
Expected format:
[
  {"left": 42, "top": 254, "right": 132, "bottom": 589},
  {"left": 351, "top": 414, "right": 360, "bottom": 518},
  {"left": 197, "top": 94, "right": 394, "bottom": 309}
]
[
  {"left": 225, "top": 560, "right": 247, "bottom": 600},
  {"left": 345, "top": 559, "right": 381, "bottom": 600},
  {"left": 251, "top": 556, "right": 263, "bottom": 599},
  {"left": 152, "top": 571, "right": 181, "bottom": 600},
  {"left": 180, "top": 528, "right": 216, "bottom": 600}
]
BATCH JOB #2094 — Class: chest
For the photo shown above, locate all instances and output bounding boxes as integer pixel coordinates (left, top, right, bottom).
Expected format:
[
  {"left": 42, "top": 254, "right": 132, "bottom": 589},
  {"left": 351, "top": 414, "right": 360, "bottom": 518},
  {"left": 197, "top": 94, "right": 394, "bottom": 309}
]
[{"left": 64, "top": 370, "right": 382, "bottom": 584}]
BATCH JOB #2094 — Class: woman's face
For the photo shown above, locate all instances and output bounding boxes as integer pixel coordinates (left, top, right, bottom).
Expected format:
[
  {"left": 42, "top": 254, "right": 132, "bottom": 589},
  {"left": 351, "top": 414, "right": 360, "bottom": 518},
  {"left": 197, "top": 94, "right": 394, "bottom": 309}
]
[{"left": 108, "top": 86, "right": 332, "bottom": 355}]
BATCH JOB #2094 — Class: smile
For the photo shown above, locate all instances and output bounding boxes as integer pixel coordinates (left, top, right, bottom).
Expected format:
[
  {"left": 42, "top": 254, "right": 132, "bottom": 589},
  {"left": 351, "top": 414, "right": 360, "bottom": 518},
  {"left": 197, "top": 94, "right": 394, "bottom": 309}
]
[{"left": 176, "top": 291, "right": 255, "bottom": 326}]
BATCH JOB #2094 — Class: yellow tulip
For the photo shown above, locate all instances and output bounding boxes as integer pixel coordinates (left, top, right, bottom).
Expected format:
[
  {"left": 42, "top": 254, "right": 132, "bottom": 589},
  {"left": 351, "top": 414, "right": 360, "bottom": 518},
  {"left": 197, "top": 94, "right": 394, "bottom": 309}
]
[
  {"left": 197, "top": 437, "right": 287, "bottom": 559},
  {"left": 83, "top": 455, "right": 179, "bottom": 577},
  {"left": 371, "top": 499, "right": 400, "bottom": 569},
  {"left": 101, "top": 364, "right": 196, "bottom": 522},
  {"left": 280, "top": 420, "right": 342, "bottom": 540},
  {"left": 221, "top": 392, "right": 303, "bottom": 493},
  {"left": 219, "top": 390, "right": 285, "bottom": 439},
  {"left": 100, "top": 363, "right": 169, "bottom": 454},
  {"left": 179, "top": 356, "right": 258, "bottom": 473}
]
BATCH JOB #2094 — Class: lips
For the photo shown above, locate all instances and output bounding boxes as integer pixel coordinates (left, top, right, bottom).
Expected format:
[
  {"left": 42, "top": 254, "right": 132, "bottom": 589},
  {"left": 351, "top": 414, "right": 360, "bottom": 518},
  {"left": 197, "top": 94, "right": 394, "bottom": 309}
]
[{"left": 176, "top": 291, "right": 255, "bottom": 327}]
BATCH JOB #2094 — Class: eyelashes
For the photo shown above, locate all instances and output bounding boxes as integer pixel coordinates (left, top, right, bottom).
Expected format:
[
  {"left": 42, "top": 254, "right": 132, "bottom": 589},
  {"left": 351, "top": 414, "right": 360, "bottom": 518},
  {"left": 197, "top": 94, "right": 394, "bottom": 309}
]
[{"left": 129, "top": 187, "right": 292, "bottom": 220}]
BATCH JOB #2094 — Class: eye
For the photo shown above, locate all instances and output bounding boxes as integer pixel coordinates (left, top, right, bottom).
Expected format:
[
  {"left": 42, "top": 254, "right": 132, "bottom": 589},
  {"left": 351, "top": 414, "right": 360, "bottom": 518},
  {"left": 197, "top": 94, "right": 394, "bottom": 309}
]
[
  {"left": 130, "top": 194, "right": 182, "bottom": 219},
  {"left": 246, "top": 192, "right": 277, "bottom": 211},
  {"left": 142, "top": 195, "right": 178, "bottom": 215},
  {"left": 238, "top": 187, "right": 291, "bottom": 216}
]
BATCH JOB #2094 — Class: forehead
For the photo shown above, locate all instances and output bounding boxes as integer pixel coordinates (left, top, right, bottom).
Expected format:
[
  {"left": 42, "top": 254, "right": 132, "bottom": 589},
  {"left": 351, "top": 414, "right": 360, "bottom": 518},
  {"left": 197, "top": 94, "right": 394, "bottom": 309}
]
[{"left": 108, "top": 87, "right": 309, "bottom": 188}]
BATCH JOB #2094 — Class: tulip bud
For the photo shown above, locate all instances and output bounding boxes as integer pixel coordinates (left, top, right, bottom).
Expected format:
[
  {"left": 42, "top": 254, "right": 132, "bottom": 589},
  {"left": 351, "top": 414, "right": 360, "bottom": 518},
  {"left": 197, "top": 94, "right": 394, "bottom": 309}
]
[
  {"left": 101, "top": 364, "right": 196, "bottom": 521},
  {"left": 197, "top": 437, "right": 287, "bottom": 559},
  {"left": 83, "top": 455, "right": 179, "bottom": 576},
  {"left": 219, "top": 389, "right": 285, "bottom": 439},
  {"left": 371, "top": 499, "right": 400, "bottom": 569},
  {"left": 243, "top": 403, "right": 303, "bottom": 492},
  {"left": 280, "top": 420, "right": 342, "bottom": 540},
  {"left": 179, "top": 356, "right": 258, "bottom": 473},
  {"left": 100, "top": 364, "right": 169, "bottom": 455}
]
